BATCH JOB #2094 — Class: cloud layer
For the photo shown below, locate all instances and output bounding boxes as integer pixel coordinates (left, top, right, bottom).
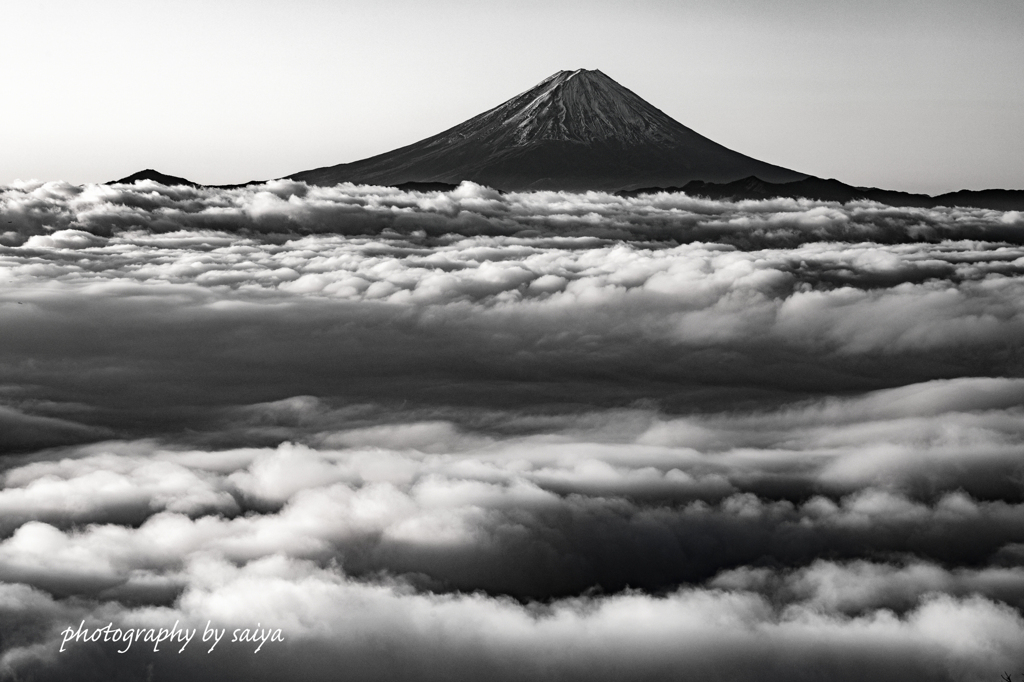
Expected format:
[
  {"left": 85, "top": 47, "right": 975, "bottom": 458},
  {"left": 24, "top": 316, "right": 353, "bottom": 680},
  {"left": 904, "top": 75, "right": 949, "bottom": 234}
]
[
  {"left": 2, "top": 181, "right": 1023, "bottom": 680},
  {"left": 2, "top": 182, "right": 1024, "bottom": 447},
  {"left": 3, "top": 178, "right": 1023, "bottom": 246},
  {"left": 4, "top": 411, "right": 1024, "bottom": 681}
]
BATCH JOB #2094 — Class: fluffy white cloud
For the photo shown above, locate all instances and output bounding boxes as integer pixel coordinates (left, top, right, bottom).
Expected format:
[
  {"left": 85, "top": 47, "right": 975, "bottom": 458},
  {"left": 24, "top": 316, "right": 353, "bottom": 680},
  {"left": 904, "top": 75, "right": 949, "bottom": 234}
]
[
  {"left": 0, "top": 404, "right": 1022, "bottom": 602},
  {"left": 2, "top": 179, "right": 1023, "bottom": 247},
  {"left": 4, "top": 554, "right": 1023, "bottom": 682}
]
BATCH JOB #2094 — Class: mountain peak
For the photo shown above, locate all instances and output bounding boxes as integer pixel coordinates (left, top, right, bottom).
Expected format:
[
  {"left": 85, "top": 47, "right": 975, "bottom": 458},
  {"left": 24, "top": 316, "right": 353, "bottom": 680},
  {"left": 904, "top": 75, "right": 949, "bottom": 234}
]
[
  {"left": 289, "top": 69, "right": 808, "bottom": 191},
  {"left": 550, "top": 68, "right": 606, "bottom": 81},
  {"left": 468, "top": 68, "right": 685, "bottom": 147}
]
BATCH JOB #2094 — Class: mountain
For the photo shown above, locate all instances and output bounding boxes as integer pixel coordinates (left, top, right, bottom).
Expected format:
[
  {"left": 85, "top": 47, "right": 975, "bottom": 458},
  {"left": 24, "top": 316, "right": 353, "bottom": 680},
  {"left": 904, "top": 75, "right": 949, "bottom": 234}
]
[
  {"left": 107, "top": 70, "right": 1022, "bottom": 209},
  {"left": 107, "top": 169, "right": 260, "bottom": 190},
  {"left": 108, "top": 169, "right": 201, "bottom": 188},
  {"left": 288, "top": 69, "right": 808, "bottom": 192},
  {"left": 622, "top": 176, "right": 1024, "bottom": 211}
]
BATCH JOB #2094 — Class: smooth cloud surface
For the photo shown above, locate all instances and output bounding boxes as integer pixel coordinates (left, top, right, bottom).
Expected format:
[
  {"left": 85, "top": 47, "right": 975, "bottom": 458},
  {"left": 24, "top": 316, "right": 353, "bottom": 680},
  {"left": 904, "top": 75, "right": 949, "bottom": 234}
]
[{"left": 1, "top": 181, "right": 1023, "bottom": 681}]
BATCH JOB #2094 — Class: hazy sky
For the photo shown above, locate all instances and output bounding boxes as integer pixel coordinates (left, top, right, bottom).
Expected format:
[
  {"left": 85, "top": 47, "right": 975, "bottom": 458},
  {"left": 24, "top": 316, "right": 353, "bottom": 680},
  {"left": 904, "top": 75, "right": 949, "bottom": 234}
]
[{"left": 4, "top": 0, "right": 1022, "bottom": 193}]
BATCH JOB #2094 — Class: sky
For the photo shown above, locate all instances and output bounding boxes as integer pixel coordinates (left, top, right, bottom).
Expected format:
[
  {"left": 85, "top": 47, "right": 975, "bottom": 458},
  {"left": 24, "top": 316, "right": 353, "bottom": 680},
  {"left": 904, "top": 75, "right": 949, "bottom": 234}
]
[{"left": 3, "top": 0, "right": 1022, "bottom": 194}]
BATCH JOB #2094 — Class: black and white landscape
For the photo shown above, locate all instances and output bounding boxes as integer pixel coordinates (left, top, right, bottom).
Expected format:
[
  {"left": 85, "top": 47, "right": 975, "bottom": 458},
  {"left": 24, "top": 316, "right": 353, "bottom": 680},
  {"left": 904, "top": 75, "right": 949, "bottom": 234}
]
[{"left": 3, "top": 2, "right": 1024, "bottom": 680}]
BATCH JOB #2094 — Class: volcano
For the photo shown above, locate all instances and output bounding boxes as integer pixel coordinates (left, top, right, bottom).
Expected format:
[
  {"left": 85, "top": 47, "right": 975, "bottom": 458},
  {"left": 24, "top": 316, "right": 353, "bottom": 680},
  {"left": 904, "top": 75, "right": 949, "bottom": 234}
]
[{"left": 289, "top": 69, "right": 807, "bottom": 192}]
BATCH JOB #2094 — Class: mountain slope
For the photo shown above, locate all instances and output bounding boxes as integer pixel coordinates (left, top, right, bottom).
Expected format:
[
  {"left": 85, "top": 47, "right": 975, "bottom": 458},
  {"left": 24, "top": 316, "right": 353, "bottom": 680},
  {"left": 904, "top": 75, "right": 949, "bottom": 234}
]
[{"left": 289, "top": 69, "right": 807, "bottom": 192}]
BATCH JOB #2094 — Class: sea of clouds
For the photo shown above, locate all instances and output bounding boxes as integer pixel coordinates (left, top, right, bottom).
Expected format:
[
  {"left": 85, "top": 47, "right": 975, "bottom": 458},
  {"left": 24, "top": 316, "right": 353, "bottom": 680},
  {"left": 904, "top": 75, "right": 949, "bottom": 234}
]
[{"left": 1, "top": 179, "right": 1023, "bottom": 680}]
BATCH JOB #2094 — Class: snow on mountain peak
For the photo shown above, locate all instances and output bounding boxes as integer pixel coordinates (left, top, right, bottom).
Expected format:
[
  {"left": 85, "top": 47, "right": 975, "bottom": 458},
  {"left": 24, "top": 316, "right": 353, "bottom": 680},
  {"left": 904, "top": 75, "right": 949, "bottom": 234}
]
[{"left": 451, "top": 69, "right": 688, "bottom": 147}]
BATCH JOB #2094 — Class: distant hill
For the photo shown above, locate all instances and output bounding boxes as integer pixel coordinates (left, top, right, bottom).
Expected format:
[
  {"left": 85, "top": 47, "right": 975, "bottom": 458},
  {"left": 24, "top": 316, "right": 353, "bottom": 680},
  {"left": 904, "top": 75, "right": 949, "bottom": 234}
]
[
  {"left": 107, "top": 169, "right": 261, "bottom": 190},
  {"left": 107, "top": 169, "right": 202, "bottom": 188},
  {"left": 620, "top": 176, "right": 1024, "bottom": 211}
]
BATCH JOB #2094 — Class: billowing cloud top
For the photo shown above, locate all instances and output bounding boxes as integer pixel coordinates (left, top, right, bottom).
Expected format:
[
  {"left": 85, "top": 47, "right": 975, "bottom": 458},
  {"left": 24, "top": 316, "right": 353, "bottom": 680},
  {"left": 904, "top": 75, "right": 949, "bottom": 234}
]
[
  {"left": 3, "top": 178, "right": 1023, "bottom": 246},
  {"left": 1, "top": 181, "right": 1023, "bottom": 681}
]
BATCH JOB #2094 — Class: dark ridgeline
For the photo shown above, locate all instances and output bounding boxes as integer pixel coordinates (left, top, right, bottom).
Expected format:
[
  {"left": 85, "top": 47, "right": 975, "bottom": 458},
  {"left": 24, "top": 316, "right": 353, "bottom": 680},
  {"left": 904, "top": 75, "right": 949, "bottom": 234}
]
[
  {"left": 107, "top": 169, "right": 260, "bottom": 190},
  {"left": 288, "top": 69, "right": 807, "bottom": 192},
  {"left": 108, "top": 169, "right": 202, "bottom": 188},
  {"left": 621, "top": 176, "right": 1024, "bottom": 211}
]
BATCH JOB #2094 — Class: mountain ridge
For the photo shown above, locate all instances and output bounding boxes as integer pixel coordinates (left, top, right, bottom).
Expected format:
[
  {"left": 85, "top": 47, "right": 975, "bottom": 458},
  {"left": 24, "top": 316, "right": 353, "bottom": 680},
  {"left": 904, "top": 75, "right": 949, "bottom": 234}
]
[
  {"left": 620, "top": 176, "right": 1024, "bottom": 211},
  {"left": 106, "top": 169, "right": 1024, "bottom": 212}
]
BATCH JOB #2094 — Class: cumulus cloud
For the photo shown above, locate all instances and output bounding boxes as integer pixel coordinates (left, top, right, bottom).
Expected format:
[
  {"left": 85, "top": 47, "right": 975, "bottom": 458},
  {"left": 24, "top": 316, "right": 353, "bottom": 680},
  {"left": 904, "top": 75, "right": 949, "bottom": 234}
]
[
  {"left": 3, "top": 558, "right": 1023, "bottom": 682},
  {"left": 2, "top": 181, "right": 1024, "bottom": 680},
  {"left": 4, "top": 430, "right": 1024, "bottom": 599}
]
